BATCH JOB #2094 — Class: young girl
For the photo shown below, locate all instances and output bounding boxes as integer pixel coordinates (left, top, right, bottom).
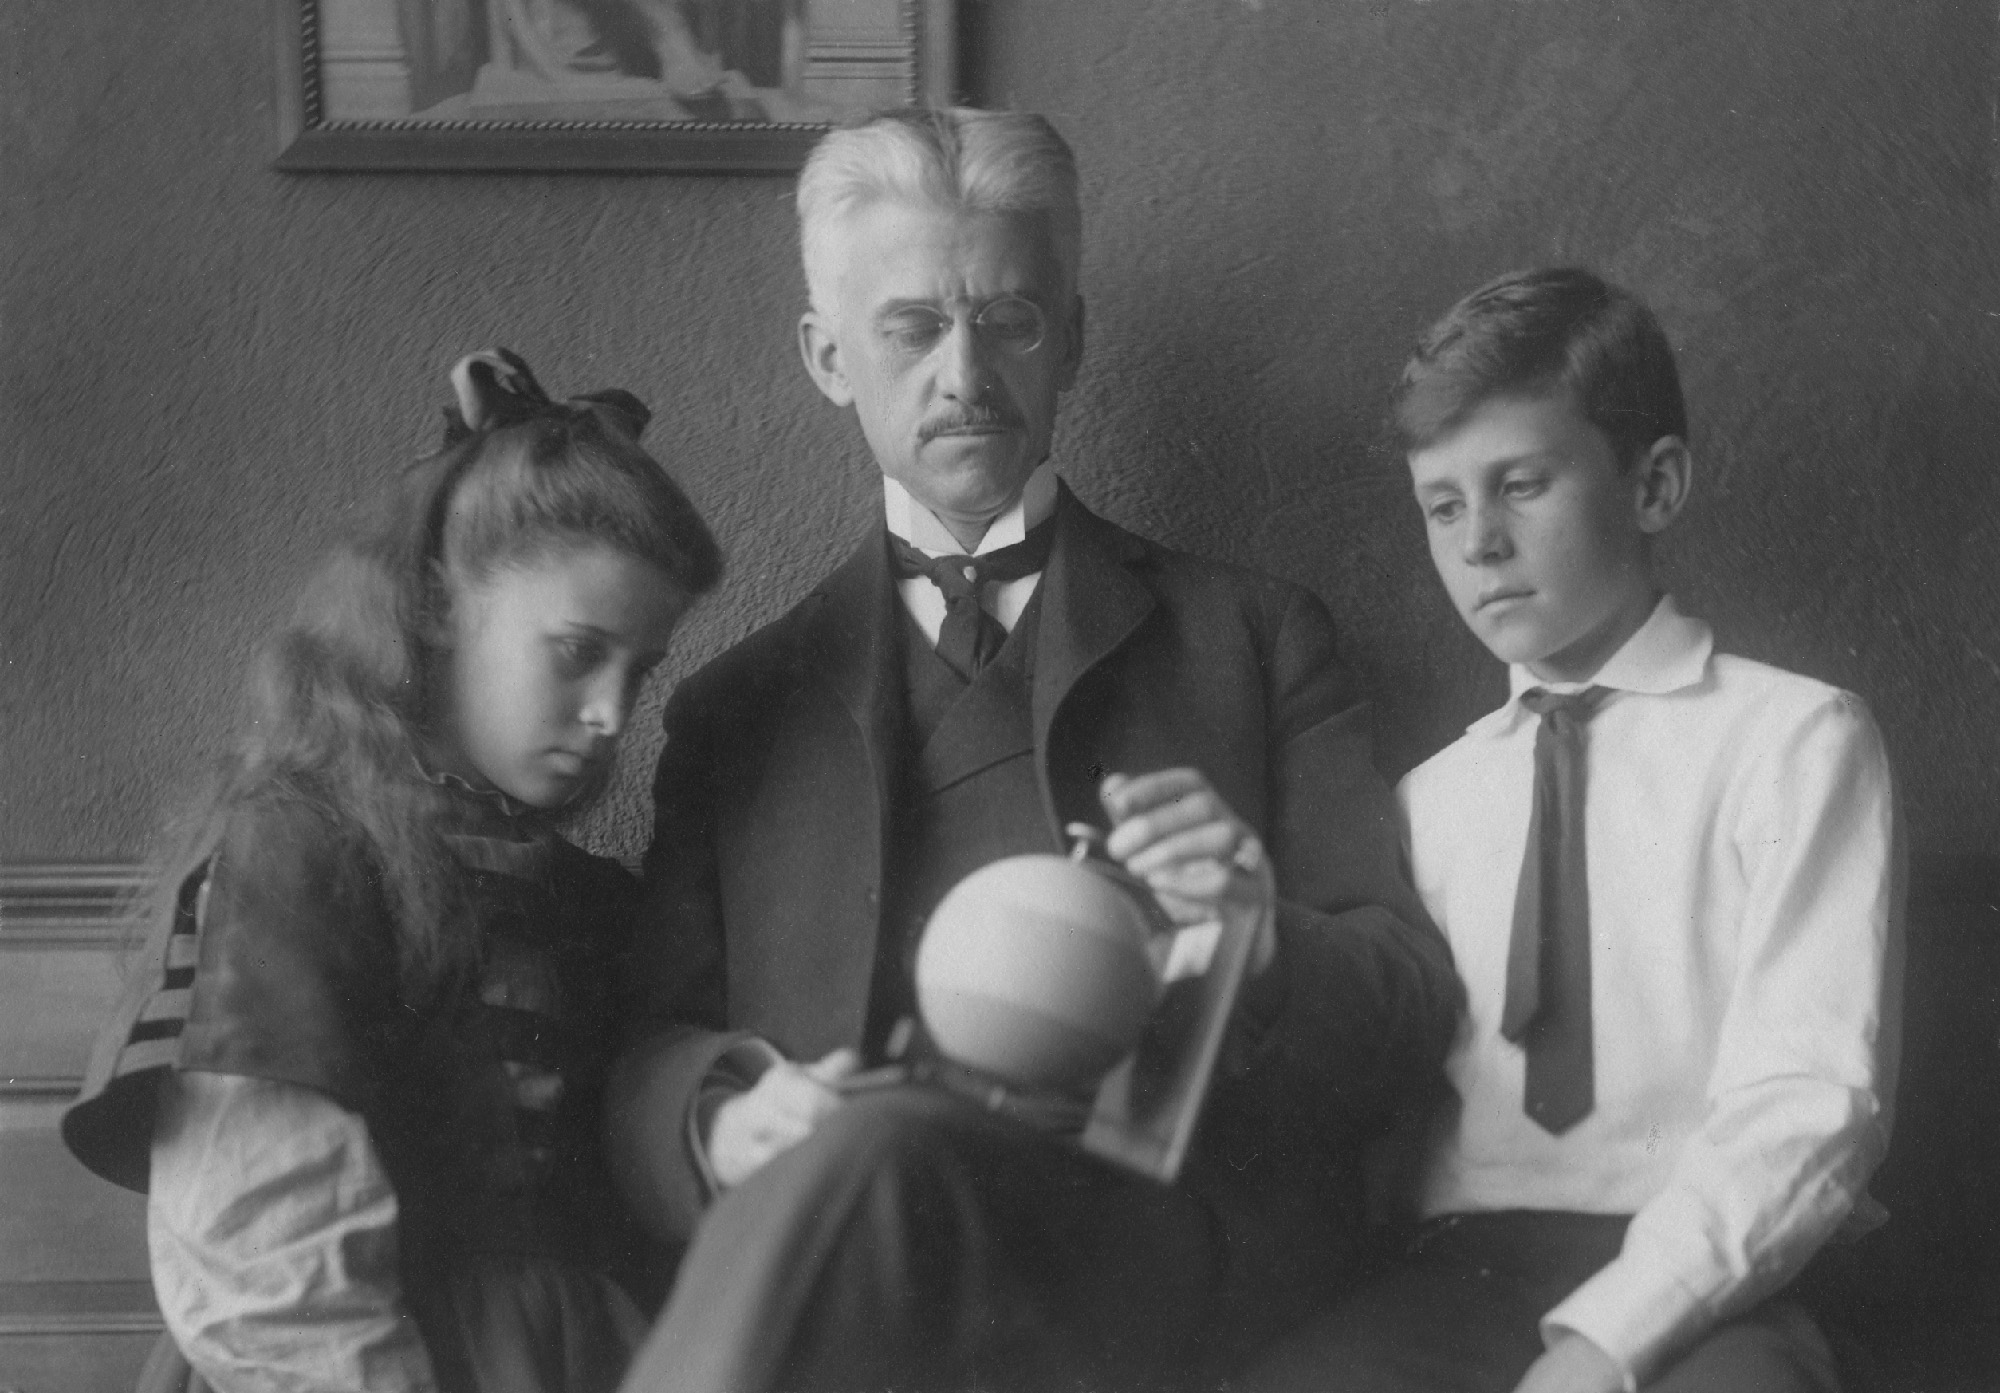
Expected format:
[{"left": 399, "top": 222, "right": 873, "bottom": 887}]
[{"left": 62, "top": 349, "right": 722, "bottom": 1393}]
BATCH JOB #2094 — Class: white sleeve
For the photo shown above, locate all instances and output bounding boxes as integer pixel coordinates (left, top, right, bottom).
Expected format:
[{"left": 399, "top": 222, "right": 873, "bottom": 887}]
[
  {"left": 1545, "top": 692, "right": 1901, "bottom": 1384},
  {"left": 148, "top": 1070, "right": 441, "bottom": 1393}
]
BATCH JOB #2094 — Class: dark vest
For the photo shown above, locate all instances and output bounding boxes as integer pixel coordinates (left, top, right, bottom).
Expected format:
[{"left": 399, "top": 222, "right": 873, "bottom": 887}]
[{"left": 864, "top": 590, "right": 1063, "bottom": 1058}]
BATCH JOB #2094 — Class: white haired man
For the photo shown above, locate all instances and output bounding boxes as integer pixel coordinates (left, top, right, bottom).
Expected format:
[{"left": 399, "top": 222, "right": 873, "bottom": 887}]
[{"left": 609, "top": 107, "right": 1459, "bottom": 1393}]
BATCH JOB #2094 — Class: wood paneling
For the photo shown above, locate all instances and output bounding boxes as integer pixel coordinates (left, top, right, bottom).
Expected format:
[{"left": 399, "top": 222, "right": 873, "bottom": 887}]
[
  {"left": 0, "top": 865, "right": 162, "bottom": 1390},
  {"left": 0, "top": 1331, "right": 160, "bottom": 1393}
]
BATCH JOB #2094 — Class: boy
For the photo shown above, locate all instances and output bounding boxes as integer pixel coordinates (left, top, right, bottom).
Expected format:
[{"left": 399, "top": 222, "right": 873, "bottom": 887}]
[{"left": 1245, "top": 268, "right": 1900, "bottom": 1393}]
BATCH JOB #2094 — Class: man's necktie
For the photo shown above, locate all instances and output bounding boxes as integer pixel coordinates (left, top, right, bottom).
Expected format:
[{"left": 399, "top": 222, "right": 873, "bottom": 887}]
[
  {"left": 889, "top": 518, "right": 1056, "bottom": 680},
  {"left": 1500, "top": 686, "right": 1609, "bottom": 1135}
]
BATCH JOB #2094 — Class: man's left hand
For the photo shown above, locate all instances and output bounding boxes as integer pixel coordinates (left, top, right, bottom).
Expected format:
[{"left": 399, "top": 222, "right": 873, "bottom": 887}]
[{"left": 1100, "top": 769, "right": 1277, "bottom": 973}]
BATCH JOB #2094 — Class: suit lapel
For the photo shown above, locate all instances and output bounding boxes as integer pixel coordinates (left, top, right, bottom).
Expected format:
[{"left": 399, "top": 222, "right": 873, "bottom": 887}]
[
  {"left": 803, "top": 522, "right": 903, "bottom": 820},
  {"left": 1032, "top": 486, "right": 1157, "bottom": 818},
  {"left": 1033, "top": 485, "right": 1156, "bottom": 740}
]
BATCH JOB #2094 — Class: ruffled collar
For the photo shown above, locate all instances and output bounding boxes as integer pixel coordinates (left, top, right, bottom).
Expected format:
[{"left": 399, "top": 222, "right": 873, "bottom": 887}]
[
  {"left": 416, "top": 757, "right": 535, "bottom": 819},
  {"left": 410, "top": 754, "right": 564, "bottom": 880}
]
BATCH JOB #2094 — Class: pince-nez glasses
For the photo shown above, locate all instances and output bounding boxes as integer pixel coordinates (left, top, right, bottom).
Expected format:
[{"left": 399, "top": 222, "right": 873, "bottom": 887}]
[{"left": 872, "top": 296, "right": 1049, "bottom": 362}]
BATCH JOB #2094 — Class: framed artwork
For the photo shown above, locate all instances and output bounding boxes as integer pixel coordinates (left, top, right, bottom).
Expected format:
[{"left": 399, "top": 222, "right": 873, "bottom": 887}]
[{"left": 274, "top": 0, "right": 955, "bottom": 171}]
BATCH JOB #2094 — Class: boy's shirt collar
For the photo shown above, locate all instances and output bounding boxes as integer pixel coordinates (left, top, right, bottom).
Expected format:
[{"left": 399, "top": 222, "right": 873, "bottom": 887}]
[{"left": 1469, "top": 594, "right": 1713, "bottom": 739}]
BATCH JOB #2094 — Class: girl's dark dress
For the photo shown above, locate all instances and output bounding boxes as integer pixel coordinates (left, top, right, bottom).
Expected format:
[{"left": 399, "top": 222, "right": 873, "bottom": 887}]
[{"left": 63, "top": 789, "right": 649, "bottom": 1392}]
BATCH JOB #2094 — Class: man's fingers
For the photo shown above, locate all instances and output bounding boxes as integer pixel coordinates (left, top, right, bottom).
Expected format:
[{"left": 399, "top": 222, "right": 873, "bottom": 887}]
[
  {"left": 804, "top": 1047, "right": 862, "bottom": 1084},
  {"left": 1101, "top": 767, "right": 1276, "bottom": 975},
  {"left": 1100, "top": 767, "right": 1210, "bottom": 821},
  {"left": 1153, "top": 886, "right": 1229, "bottom": 926},
  {"left": 709, "top": 1056, "right": 853, "bottom": 1188},
  {"left": 748, "top": 1109, "right": 816, "bottom": 1152},
  {"left": 730, "top": 1060, "right": 846, "bottom": 1142},
  {"left": 763, "top": 1065, "right": 847, "bottom": 1126},
  {"left": 1142, "top": 857, "right": 1236, "bottom": 900},
  {"left": 1105, "top": 798, "right": 1234, "bottom": 861},
  {"left": 1122, "top": 822, "right": 1241, "bottom": 878},
  {"left": 1101, "top": 768, "right": 1260, "bottom": 867},
  {"left": 710, "top": 1086, "right": 819, "bottom": 1188}
]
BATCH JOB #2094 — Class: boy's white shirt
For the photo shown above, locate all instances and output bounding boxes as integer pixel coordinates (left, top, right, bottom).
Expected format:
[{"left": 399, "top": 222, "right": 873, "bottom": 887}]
[{"left": 1400, "top": 594, "right": 1901, "bottom": 1387}]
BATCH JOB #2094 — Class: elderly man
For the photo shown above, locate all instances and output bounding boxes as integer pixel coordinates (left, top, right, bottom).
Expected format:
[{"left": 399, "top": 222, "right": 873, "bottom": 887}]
[{"left": 610, "top": 108, "right": 1458, "bottom": 1393}]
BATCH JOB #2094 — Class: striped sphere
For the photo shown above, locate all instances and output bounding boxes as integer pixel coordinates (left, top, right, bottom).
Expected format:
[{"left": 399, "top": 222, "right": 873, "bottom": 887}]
[{"left": 915, "top": 853, "right": 1163, "bottom": 1093}]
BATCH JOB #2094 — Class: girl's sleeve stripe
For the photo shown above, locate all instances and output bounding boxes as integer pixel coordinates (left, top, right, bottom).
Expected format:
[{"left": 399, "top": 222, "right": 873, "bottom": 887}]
[
  {"left": 117, "top": 1036, "right": 182, "bottom": 1075},
  {"left": 138, "top": 989, "right": 193, "bottom": 1024}
]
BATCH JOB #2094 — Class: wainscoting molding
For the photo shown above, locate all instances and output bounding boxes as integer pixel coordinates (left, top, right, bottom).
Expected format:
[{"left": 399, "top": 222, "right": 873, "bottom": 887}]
[
  {"left": 0, "top": 862, "right": 162, "bottom": 1389},
  {"left": 0, "top": 862, "right": 149, "bottom": 947},
  {"left": 0, "top": 862, "right": 149, "bottom": 1099},
  {"left": 0, "top": 1281, "right": 160, "bottom": 1337}
]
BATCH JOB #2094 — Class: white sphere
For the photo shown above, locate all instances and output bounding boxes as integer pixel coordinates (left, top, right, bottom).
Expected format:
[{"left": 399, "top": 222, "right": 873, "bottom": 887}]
[{"left": 915, "top": 853, "right": 1162, "bottom": 1093}]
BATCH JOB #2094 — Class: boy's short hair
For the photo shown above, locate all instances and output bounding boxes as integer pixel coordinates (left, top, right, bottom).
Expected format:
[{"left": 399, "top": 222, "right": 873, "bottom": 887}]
[{"left": 1394, "top": 267, "right": 1687, "bottom": 467}]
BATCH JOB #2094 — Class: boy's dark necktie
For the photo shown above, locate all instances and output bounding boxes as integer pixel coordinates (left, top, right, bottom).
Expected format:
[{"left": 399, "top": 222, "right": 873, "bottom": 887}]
[
  {"left": 1501, "top": 685, "right": 1610, "bottom": 1135},
  {"left": 889, "top": 518, "right": 1055, "bottom": 680}
]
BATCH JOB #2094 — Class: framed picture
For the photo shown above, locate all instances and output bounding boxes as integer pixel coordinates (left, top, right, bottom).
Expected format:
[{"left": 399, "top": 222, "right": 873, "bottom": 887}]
[{"left": 274, "top": 0, "right": 955, "bottom": 171}]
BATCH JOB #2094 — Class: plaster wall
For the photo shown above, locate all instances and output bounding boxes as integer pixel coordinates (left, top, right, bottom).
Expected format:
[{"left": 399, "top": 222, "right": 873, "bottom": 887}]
[{"left": 4, "top": 0, "right": 1997, "bottom": 864}]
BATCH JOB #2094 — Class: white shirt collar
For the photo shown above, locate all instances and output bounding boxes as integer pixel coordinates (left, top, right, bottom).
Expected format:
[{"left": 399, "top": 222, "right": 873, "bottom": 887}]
[
  {"left": 1470, "top": 594, "right": 1713, "bottom": 738},
  {"left": 882, "top": 462, "right": 1059, "bottom": 558}
]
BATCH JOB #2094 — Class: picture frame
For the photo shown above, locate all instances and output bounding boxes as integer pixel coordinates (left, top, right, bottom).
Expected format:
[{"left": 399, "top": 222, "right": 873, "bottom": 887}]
[{"left": 273, "top": 0, "right": 956, "bottom": 172}]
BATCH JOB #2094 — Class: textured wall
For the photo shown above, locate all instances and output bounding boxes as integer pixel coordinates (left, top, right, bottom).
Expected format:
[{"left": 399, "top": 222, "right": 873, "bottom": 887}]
[{"left": 4, "top": 0, "right": 1997, "bottom": 865}]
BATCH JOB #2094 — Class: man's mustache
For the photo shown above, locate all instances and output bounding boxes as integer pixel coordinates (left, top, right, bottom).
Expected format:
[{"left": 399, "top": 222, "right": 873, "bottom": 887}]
[{"left": 919, "top": 409, "right": 1020, "bottom": 440}]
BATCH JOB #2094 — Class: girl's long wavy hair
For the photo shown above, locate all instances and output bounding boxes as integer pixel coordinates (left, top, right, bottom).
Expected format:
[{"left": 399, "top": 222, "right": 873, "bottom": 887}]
[{"left": 141, "top": 353, "right": 722, "bottom": 995}]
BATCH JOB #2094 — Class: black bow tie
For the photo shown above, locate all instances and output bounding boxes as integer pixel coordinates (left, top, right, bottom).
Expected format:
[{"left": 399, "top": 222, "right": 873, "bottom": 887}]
[{"left": 888, "top": 518, "right": 1056, "bottom": 679}]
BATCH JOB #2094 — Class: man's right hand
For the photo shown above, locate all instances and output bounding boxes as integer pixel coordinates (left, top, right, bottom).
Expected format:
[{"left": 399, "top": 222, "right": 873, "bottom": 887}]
[{"left": 706, "top": 1047, "right": 860, "bottom": 1189}]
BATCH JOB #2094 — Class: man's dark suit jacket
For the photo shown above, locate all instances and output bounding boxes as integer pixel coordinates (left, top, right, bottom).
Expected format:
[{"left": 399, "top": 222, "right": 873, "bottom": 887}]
[{"left": 611, "top": 484, "right": 1460, "bottom": 1311}]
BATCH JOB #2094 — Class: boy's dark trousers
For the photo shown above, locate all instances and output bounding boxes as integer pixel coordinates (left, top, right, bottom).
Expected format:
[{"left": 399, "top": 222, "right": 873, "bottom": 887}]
[{"left": 1238, "top": 1210, "right": 1841, "bottom": 1393}]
